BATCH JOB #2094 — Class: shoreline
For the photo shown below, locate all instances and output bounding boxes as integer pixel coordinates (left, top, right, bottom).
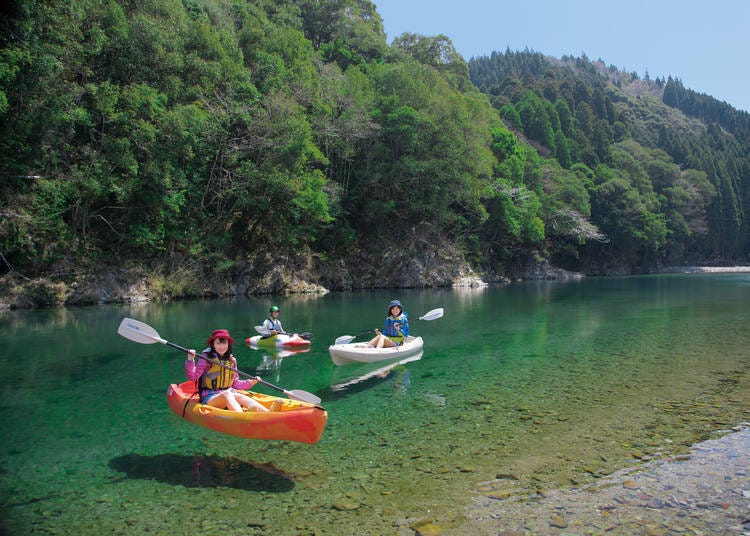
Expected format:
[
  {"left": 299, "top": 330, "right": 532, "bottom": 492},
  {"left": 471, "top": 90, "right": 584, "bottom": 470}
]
[
  {"left": 458, "top": 424, "right": 750, "bottom": 534},
  {"left": 659, "top": 265, "right": 750, "bottom": 273},
  {"left": 3, "top": 265, "right": 750, "bottom": 311}
]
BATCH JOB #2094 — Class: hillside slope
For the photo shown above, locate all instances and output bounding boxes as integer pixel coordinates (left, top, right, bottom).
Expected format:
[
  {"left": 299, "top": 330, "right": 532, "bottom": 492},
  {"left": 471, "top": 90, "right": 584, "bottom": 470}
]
[{"left": 1, "top": 3, "right": 748, "bottom": 307}]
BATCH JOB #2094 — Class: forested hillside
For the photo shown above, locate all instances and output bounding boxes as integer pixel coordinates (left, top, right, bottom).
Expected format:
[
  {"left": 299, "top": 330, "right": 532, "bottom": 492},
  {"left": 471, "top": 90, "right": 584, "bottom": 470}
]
[
  {"left": 469, "top": 50, "right": 750, "bottom": 270},
  {"left": 1, "top": 1, "right": 748, "bottom": 306}
]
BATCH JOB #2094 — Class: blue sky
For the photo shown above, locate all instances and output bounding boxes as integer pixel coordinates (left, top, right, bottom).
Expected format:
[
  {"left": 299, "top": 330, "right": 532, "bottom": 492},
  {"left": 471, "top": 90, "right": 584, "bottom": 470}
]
[{"left": 372, "top": 0, "right": 750, "bottom": 113}]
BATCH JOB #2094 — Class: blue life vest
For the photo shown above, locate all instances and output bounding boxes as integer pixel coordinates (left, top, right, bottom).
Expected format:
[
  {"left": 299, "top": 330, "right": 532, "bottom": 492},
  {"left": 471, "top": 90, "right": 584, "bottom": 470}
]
[{"left": 383, "top": 312, "right": 408, "bottom": 339}]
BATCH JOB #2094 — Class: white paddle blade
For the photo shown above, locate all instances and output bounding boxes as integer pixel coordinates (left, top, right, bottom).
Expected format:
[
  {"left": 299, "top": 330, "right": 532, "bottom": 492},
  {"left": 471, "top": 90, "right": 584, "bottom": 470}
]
[
  {"left": 117, "top": 317, "right": 165, "bottom": 345},
  {"left": 419, "top": 307, "right": 444, "bottom": 321},
  {"left": 334, "top": 335, "right": 356, "bottom": 345},
  {"left": 287, "top": 389, "right": 322, "bottom": 405}
]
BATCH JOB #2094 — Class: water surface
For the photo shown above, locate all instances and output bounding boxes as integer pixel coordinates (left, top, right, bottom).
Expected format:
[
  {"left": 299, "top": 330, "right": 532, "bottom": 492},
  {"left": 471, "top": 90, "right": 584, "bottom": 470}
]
[{"left": 1, "top": 274, "right": 749, "bottom": 534}]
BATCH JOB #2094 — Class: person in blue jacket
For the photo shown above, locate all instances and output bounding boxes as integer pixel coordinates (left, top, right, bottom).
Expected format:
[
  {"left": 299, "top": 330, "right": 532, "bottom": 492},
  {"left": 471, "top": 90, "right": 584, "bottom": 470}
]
[{"left": 365, "top": 299, "right": 409, "bottom": 348}]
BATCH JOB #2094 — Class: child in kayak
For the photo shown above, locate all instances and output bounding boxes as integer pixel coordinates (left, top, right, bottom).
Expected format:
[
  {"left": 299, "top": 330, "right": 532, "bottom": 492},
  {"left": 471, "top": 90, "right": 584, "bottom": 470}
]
[
  {"left": 261, "top": 305, "right": 302, "bottom": 339},
  {"left": 186, "top": 329, "right": 278, "bottom": 412},
  {"left": 262, "top": 305, "right": 285, "bottom": 336},
  {"left": 365, "top": 299, "right": 409, "bottom": 348}
]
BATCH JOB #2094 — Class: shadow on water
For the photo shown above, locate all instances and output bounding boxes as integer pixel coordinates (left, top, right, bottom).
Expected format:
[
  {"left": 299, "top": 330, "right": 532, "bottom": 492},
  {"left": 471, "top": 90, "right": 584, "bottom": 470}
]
[{"left": 108, "top": 453, "right": 295, "bottom": 492}]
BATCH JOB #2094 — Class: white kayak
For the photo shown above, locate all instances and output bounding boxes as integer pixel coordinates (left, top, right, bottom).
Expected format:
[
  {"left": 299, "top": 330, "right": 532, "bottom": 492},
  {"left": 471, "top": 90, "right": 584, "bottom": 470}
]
[{"left": 328, "top": 336, "right": 424, "bottom": 366}]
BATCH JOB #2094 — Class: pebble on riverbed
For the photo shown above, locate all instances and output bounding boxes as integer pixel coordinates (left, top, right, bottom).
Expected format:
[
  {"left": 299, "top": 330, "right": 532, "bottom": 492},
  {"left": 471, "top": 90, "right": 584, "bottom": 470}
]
[
  {"left": 548, "top": 514, "right": 567, "bottom": 528},
  {"left": 413, "top": 523, "right": 443, "bottom": 535},
  {"left": 331, "top": 499, "right": 360, "bottom": 511}
]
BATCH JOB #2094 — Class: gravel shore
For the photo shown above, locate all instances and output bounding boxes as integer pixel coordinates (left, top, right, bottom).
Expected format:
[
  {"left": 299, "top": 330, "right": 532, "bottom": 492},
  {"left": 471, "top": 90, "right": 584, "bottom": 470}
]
[
  {"left": 661, "top": 266, "right": 750, "bottom": 273},
  {"left": 458, "top": 424, "right": 750, "bottom": 535}
]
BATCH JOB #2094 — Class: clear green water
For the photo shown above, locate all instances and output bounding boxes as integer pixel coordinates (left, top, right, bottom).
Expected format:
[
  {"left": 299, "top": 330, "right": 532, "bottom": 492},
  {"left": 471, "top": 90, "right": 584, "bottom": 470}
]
[{"left": 1, "top": 274, "right": 749, "bottom": 534}]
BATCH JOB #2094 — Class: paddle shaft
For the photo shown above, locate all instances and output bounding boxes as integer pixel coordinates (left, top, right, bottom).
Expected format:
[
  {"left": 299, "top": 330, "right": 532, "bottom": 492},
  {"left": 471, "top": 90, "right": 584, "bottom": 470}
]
[
  {"left": 333, "top": 307, "right": 443, "bottom": 345},
  {"left": 362, "top": 307, "right": 443, "bottom": 329},
  {"left": 179, "top": 343, "right": 256, "bottom": 381},
  {"left": 258, "top": 330, "right": 300, "bottom": 341},
  {"left": 351, "top": 329, "right": 375, "bottom": 338},
  {"left": 283, "top": 331, "right": 312, "bottom": 340},
  {"left": 255, "top": 326, "right": 312, "bottom": 340},
  {"left": 117, "top": 317, "right": 320, "bottom": 404},
  {"left": 184, "top": 346, "right": 307, "bottom": 398}
]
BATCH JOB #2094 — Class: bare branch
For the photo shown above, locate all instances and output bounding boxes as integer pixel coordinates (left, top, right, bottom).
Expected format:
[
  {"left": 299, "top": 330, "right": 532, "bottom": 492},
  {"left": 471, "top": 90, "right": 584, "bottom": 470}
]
[{"left": 550, "top": 208, "right": 609, "bottom": 243}]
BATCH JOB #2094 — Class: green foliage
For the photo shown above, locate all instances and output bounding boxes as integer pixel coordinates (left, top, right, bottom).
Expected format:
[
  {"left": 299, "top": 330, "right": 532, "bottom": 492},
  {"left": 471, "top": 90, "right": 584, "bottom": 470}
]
[
  {"left": 470, "top": 49, "right": 750, "bottom": 268},
  {"left": 339, "top": 61, "right": 495, "bottom": 246},
  {"left": 390, "top": 33, "right": 471, "bottom": 91},
  {"left": 589, "top": 164, "right": 667, "bottom": 256},
  {"left": 489, "top": 127, "right": 525, "bottom": 182},
  {"left": 1, "top": 1, "right": 748, "bottom": 287},
  {"left": 299, "top": 0, "right": 387, "bottom": 68}
]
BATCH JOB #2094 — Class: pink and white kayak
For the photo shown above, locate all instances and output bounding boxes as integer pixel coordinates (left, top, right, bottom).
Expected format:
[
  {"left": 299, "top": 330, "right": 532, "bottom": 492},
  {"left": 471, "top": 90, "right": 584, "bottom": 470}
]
[{"left": 246, "top": 333, "right": 311, "bottom": 349}]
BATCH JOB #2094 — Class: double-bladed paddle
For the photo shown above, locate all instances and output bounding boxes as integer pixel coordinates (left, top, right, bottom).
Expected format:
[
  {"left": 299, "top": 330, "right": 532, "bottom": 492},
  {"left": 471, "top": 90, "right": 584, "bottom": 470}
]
[
  {"left": 117, "top": 317, "right": 321, "bottom": 405},
  {"left": 333, "top": 307, "right": 444, "bottom": 345}
]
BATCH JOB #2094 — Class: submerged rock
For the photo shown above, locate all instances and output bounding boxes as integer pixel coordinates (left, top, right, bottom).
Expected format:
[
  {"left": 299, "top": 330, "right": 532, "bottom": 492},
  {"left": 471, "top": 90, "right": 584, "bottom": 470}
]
[
  {"left": 331, "top": 499, "right": 360, "bottom": 511},
  {"left": 549, "top": 514, "right": 568, "bottom": 528},
  {"left": 452, "top": 276, "right": 488, "bottom": 288},
  {"left": 414, "top": 523, "right": 443, "bottom": 536}
]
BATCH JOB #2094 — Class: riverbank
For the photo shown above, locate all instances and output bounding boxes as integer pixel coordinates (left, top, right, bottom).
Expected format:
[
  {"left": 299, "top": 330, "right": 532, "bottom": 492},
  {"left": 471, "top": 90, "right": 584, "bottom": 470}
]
[
  {"left": 0, "top": 256, "right": 551, "bottom": 309},
  {"left": 3, "top": 260, "right": 749, "bottom": 310},
  {"left": 660, "top": 266, "right": 750, "bottom": 273},
  {"left": 456, "top": 424, "right": 750, "bottom": 535}
]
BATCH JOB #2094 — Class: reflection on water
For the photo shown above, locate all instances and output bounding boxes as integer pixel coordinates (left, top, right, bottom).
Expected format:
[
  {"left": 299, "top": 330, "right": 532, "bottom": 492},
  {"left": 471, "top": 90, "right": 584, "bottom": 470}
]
[
  {"left": 1, "top": 275, "right": 749, "bottom": 534},
  {"left": 328, "top": 352, "right": 421, "bottom": 395},
  {"left": 250, "top": 346, "right": 310, "bottom": 383}
]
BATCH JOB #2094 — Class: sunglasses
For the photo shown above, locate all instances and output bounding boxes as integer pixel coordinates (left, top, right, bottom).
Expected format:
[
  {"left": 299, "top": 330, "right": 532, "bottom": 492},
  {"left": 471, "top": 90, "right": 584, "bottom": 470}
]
[{"left": 215, "top": 338, "right": 229, "bottom": 344}]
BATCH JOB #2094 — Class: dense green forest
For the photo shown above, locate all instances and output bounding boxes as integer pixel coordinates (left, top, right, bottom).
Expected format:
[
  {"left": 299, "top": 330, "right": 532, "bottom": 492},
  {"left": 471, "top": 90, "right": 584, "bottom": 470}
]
[
  {"left": 469, "top": 50, "right": 750, "bottom": 269},
  {"left": 1, "top": 0, "right": 748, "bottom": 303}
]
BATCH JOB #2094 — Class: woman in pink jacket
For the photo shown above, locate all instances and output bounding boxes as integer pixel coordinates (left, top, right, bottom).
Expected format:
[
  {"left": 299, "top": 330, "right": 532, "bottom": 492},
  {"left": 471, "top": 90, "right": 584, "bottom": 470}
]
[{"left": 186, "top": 329, "right": 274, "bottom": 412}]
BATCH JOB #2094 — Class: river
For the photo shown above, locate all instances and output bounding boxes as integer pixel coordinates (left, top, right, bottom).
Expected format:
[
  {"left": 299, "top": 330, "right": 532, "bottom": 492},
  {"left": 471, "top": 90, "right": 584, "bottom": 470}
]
[{"left": 1, "top": 273, "right": 749, "bottom": 534}]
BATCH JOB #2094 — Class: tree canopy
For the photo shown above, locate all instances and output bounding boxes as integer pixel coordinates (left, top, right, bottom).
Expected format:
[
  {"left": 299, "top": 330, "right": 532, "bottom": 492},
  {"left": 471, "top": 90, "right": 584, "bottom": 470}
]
[{"left": 1, "top": 2, "right": 747, "bottom": 296}]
